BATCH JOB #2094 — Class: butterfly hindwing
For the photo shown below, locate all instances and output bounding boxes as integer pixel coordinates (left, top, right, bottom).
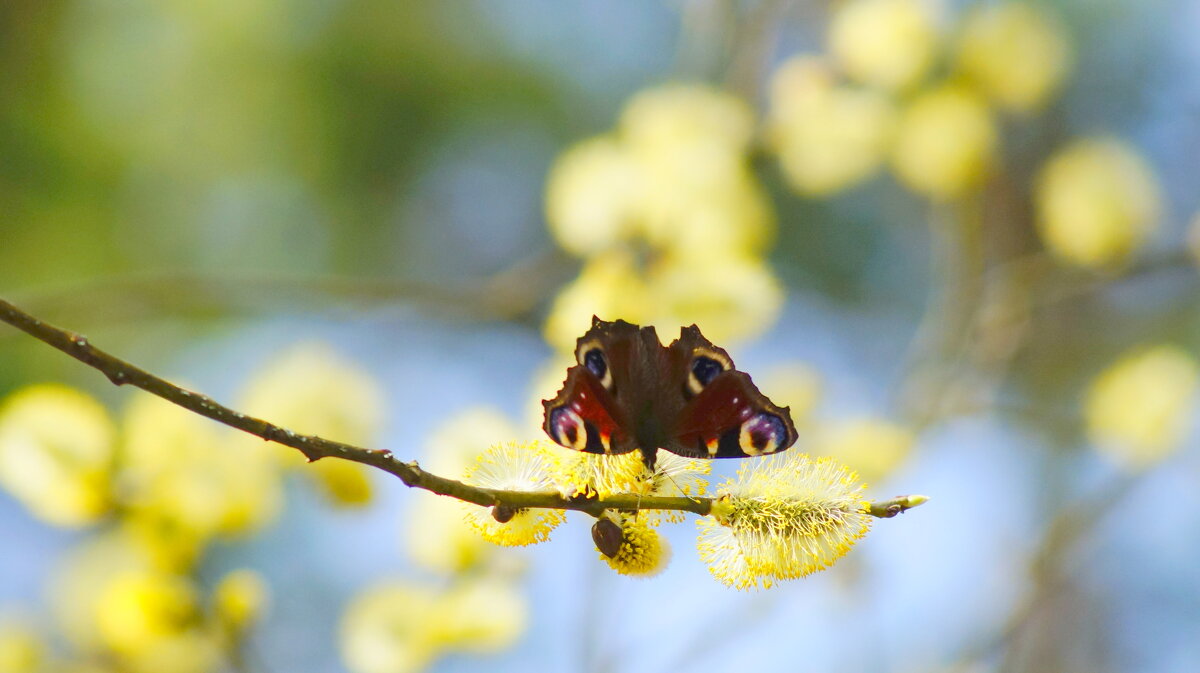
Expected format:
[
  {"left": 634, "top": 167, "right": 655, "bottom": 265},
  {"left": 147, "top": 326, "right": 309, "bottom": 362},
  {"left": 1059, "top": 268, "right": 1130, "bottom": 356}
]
[
  {"left": 667, "top": 371, "right": 797, "bottom": 458},
  {"left": 542, "top": 365, "right": 635, "bottom": 455}
]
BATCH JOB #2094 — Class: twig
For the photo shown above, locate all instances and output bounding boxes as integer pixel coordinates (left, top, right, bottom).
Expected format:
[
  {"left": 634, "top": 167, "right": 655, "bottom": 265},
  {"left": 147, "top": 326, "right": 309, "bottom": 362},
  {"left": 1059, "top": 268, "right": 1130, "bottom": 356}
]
[
  {"left": 0, "top": 297, "right": 922, "bottom": 519},
  {"left": 894, "top": 199, "right": 988, "bottom": 430}
]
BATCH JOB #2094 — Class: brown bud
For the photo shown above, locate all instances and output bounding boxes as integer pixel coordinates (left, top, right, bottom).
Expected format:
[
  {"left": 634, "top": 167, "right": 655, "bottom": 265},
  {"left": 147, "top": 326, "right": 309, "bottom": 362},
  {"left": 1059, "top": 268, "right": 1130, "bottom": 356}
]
[
  {"left": 592, "top": 518, "right": 623, "bottom": 558},
  {"left": 492, "top": 504, "right": 518, "bottom": 523}
]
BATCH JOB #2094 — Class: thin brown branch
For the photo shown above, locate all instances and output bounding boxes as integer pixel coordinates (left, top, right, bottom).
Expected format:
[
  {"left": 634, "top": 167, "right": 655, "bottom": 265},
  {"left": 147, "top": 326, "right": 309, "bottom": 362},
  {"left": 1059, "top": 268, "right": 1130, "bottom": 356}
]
[{"left": 0, "top": 297, "right": 922, "bottom": 520}]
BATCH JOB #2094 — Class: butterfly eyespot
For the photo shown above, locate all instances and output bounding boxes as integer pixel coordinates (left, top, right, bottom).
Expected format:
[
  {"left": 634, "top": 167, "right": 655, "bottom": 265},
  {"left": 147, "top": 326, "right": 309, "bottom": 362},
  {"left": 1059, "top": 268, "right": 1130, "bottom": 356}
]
[
  {"left": 584, "top": 348, "right": 606, "bottom": 379},
  {"left": 581, "top": 347, "right": 614, "bottom": 392},
  {"left": 687, "top": 356, "right": 726, "bottom": 395},
  {"left": 548, "top": 407, "right": 588, "bottom": 450},
  {"left": 738, "top": 413, "right": 787, "bottom": 456}
]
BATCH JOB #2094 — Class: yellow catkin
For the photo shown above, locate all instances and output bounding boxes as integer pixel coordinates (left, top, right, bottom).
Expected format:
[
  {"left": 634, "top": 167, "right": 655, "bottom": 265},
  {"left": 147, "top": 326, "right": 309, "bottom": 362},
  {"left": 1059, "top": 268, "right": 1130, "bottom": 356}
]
[
  {"left": 956, "top": 2, "right": 1072, "bottom": 112},
  {"left": 1085, "top": 345, "right": 1199, "bottom": 468},
  {"left": 0, "top": 384, "right": 117, "bottom": 527},
  {"left": 461, "top": 441, "right": 566, "bottom": 546},
  {"left": 601, "top": 514, "right": 671, "bottom": 577},
  {"left": 697, "top": 454, "right": 871, "bottom": 589},
  {"left": 891, "top": 84, "right": 997, "bottom": 199},
  {"left": 1035, "top": 137, "right": 1162, "bottom": 267}
]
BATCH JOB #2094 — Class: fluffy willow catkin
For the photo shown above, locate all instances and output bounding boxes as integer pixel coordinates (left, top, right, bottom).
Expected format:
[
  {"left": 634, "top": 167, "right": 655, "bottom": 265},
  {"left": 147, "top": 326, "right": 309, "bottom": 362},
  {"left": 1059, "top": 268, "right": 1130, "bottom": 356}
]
[
  {"left": 459, "top": 441, "right": 873, "bottom": 588},
  {"left": 459, "top": 441, "right": 565, "bottom": 547},
  {"left": 599, "top": 512, "right": 672, "bottom": 578},
  {"left": 697, "top": 452, "right": 872, "bottom": 590}
]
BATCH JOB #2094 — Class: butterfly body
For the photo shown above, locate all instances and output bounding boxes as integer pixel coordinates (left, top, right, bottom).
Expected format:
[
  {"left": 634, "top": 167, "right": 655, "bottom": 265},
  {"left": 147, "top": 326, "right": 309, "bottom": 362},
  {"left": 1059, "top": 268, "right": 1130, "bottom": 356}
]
[{"left": 543, "top": 317, "right": 797, "bottom": 467}]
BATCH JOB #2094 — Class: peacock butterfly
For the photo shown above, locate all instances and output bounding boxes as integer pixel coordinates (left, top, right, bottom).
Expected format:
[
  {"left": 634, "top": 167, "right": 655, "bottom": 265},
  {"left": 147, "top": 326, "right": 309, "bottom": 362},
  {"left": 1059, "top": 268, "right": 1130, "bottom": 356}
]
[{"left": 542, "top": 317, "right": 798, "bottom": 468}]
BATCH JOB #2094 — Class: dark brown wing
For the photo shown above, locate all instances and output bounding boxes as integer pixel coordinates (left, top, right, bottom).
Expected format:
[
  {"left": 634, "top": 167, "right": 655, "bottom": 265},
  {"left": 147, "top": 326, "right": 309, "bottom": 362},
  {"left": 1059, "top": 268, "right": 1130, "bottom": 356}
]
[
  {"left": 660, "top": 325, "right": 798, "bottom": 459},
  {"left": 542, "top": 317, "right": 656, "bottom": 456},
  {"left": 542, "top": 365, "right": 637, "bottom": 455}
]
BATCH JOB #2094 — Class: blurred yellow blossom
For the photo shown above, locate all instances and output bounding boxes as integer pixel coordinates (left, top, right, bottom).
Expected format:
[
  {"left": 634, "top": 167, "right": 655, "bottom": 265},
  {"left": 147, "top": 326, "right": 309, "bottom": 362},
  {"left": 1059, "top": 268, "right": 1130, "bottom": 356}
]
[
  {"left": 214, "top": 569, "right": 269, "bottom": 631},
  {"left": 0, "top": 384, "right": 116, "bottom": 527},
  {"left": 542, "top": 251, "right": 650, "bottom": 353},
  {"left": 619, "top": 84, "right": 754, "bottom": 169},
  {"left": 54, "top": 664, "right": 116, "bottom": 673},
  {"left": 768, "top": 55, "right": 896, "bottom": 195},
  {"left": 600, "top": 513, "right": 671, "bottom": 577},
  {"left": 757, "top": 363, "right": 824, "bottom": 428},
  {"left": 51, "top": 536, "right": 217, "bottom": 673},
  {"left": 239, "top": 342, "right": 384, "bottom": 503},
  {"left": 238, "top": 343, "right": 384, "bottom": 445},
  {"left": 543, "top": 82, "right": 783, "bottom": 352},
  {"left": 546, "top": 85, "right": 769, "bottom": 260},
  {"left": 829, "top": 0, "right": 940, "bottom": 91},
  {"left": 341, "top": 577, "right": 527, "bottom": 673},
  {"left": 1085, "top": 345, "right": 1198, "bottom": 468},
  {"left": 1035, "top": 137, "right": 1162, "bottom": 268},
  {"left": 0, "top": 620, "right": 43, "bottom": 673},
  {"left": 648, "top": 253, "right": 784, "bottom": 347},
  {"left": 811, "top": 417, "right": 914, "bottom": 483},
  {"left": 697, "top": 453, "right": 871, "bottom": 589},
  {"left": 546, "top": 250, "right": 784, "bottom": 353},
  {"left": 461, "top": 441, "right": 565, "bottom": 546},
  {"left": 434, "top": 578, "right": 527, "bottom": 653},
  {"left": 52, "top": 529, "right": 151, "bottom": 652},
  {"left": 422, "top": 407, "right": 519, "bottom": 478},
  {"left": 407, "top": 492, "right": 494, "bottom": 575},
  {"left": 310, "top": 459, "right": 375, "bottom": 507},
  {"left": 121, "top": 394, "right": 282, "bottom": 550},
  {"left": 122, "top": 513, "right": 209, "bottom": 572},
  {"left": 340, "top": 581, "right": 441, "bottom": 673},
  {"left": 634, "top": 91, "right": 761, "bottom": 238},
  {"left": 94, "top": 570, "right": 197, "bottom": 655},
  {"left": 545, "top": 135, "right": 642, "bottom": 257},
  {"left": 619, "top": 85, "right": 769, "bottom": 261},
  {"left": 117, "top": 631, "right": 221, "bottom": 673},
  {"left": 891, "top": 83, "right": 997, "bottom": 199},
  {"left": 957, "top": 2, "right": 1073, "bottom": 112},
  {"left": 406, "top": 408, "right": 520, "bottom": 572},
  {"left": 637, "top": 168, "right": 774, "bottom": 260}
]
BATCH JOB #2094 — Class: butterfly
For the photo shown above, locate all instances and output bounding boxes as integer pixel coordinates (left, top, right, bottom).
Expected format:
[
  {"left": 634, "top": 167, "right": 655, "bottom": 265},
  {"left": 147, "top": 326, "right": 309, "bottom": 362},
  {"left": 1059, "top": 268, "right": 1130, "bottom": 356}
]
[{"left": 542, "top": 317, "right": 797, "bottom": 468}]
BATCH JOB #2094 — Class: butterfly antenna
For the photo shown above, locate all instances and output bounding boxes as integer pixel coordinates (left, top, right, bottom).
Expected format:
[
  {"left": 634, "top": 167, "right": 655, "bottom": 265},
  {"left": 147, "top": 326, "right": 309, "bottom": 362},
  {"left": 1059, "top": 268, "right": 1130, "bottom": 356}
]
[
  {"left": 664, "top": 469, "right": 705, "bottom": 507},
  {"left": 648, "top": 450, "right": 705, "bottom": 508}
]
